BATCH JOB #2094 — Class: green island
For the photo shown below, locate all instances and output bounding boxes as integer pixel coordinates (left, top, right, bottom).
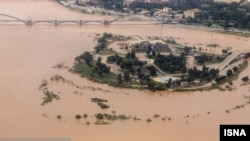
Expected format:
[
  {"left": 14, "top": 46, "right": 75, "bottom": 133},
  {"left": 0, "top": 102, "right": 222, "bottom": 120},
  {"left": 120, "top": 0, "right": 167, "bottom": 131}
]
[{"left": 71, "top": 32, "right": 250, "bottom": 91}]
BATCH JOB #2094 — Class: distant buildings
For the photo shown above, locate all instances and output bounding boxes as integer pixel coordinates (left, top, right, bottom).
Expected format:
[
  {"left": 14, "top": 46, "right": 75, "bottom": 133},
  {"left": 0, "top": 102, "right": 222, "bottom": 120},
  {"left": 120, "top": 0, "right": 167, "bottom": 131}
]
[
  {"left": 123, "top": 0, "right": 168, "bottom": 5},
  {"left": 213, "top": 0, "right": 241, "bottom": 3},
  {"left": 168, "top": 0, "right": 209, "bottom": 8},
  {"left": 76, "top": 0, "right": 93, "bottom": 5}
]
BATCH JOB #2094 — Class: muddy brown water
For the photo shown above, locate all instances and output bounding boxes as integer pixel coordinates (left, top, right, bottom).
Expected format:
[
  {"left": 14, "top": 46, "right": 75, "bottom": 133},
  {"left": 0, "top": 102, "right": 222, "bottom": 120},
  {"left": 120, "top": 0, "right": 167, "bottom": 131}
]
[{"left": 0, "top": 0, "right": 250, "bottom": 141}]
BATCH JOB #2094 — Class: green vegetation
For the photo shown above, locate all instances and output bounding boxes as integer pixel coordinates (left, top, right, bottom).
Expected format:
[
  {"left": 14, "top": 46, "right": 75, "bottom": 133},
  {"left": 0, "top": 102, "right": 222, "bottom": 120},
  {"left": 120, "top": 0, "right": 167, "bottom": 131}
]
[
  {"left": 73, "top": 59, "right": 117, "bottom": 83},
  {"left": 195, "top": 54, "right": 225, "bottom": 65},
  {"left": 146, "top": 118, "right": 152, "bottom": 122},
  {"left": 94, "top": 33, "right": 130, "bottom": 55},
  {"left": 153, "top": 114, "right": 160, "bottom": 118},
  {"left": 91, "top": 98, "right": 110, "bottom": 109},
  {"left": 41, "top": 90, "right": 60, "bottom": 106},
  {"left": 226, "top": 61, "right": 248, "bottom": 82},
  {"left": 187, "top": 2, "right": 250, "bottom": 30},
  {"left": 75, "top": 114, "right": 82, "bottom": 119},
  {"left": 94, "top": 33, "right": 113, "bottom": 53},
  {"left": 154, "top": 53, "right": 187, "bottom": 74},
  {"left": 242, "top": 76, "right": 249, "bottom": 82},
  {"left": 128, "top": 1, "right": 168, "bottom": 14},
  {"left": 95, "top": 0, "right": 124, "bottom": 12},
  {"left": 72, "top": 32, "right": 249, "bottom": 92},
  {"left": 207, "top": 44, "right": 219, "bottom": 48},
  {"left": 57, "top": 115, "right": 62, "bottom": 119},
  {"left": 83, "top": 114, "right": 88, "bottom": 118},
  {"left": 165, "top": 39, "right": 178, "bottom": 45},
  {"left": 91, "top": 98, "right": 108, "bottom": 103},
  {"left": 187, "top": 66, "right": 219, "bottom": 82},
  {"left": 97, "top": 102, "right": 110, "bottom": 109},
  {"left": 94, "top": 113, "right": 131, "bottom": 124}
]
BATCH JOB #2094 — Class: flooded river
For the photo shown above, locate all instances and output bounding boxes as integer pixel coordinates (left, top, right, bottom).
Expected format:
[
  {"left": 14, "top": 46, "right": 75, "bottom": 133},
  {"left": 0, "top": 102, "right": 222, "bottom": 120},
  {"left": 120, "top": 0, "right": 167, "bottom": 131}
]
[{"left": 0, "top": 0, "right": 250, "bottom": 141}]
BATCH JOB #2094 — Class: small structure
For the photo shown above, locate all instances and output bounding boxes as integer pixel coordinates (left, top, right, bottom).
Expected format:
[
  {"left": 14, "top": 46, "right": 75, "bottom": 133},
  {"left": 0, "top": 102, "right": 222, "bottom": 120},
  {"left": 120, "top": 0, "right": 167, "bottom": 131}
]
[
  {"left": 162, "top": 7, "right": 173, "bottom": 14},
  {"left": 180, "top": 81, "right": 189, "bottom": 87},
  {"left": 123, "top": 0, "right": 134, "bottom": 6},
  {"left": 184, "top": 9, "right": 203, "bottom": 18}
]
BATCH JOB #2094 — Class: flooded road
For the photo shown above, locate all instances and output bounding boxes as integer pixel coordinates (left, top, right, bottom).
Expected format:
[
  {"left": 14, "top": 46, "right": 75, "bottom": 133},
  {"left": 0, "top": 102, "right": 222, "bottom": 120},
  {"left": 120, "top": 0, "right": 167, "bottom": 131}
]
[{"left": 0, "top": 1, "right": 250, "bottom": 141}]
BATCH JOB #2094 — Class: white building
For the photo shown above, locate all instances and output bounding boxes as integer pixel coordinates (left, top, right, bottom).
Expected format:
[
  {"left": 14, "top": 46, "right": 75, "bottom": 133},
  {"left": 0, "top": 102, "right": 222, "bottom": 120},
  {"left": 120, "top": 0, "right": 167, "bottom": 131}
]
[
  {"left": 184, "top": 9, "right": 203, "bottom": 18},
  {"left": 162, "top": 7, "right": 173, "bottom": 14}
]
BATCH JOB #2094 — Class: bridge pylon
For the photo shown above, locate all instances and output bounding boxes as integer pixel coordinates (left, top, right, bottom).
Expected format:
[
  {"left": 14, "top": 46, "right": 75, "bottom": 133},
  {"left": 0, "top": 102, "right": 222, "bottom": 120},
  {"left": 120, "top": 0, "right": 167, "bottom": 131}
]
[
  {"left": 26, "top": 19, "right": 32, "bottom": 26},
  {"left": 54, "top": 18, "right": 58, "bottom": 26},
  {"left": 103, "top": 20, "right": 110, "bottom": 25},
  {"left": 79, "top": 20, "right": 83, "bottom": 26}
]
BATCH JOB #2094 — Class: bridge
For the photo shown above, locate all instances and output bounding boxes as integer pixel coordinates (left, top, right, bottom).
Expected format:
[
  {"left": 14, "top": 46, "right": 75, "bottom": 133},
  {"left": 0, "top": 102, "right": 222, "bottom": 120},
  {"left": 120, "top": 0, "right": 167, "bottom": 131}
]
[
  {"left": 0, "top": 14, "right": 160, "bottom": 26},
  {"left": 216, "top": 49, "right": 250, "bottom": 75}
]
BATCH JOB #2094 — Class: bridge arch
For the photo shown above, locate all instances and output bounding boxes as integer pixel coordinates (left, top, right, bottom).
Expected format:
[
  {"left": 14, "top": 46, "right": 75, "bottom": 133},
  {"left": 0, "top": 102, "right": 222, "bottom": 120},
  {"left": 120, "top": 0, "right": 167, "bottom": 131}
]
[
  {"left": 57, "top": 21, "right": 81, "bottom": 25},
  {"left": 0, "top": 14, "right": 26, "bottom": 24},
  {"left": 32, "top": 21, "right": 58, "bottom": 25}
]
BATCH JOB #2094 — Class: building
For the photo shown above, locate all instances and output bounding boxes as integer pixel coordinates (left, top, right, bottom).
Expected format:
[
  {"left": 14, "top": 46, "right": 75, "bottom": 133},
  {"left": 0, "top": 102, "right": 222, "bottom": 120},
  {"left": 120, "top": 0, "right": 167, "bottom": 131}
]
[
  {"left": 184, "top": 9, "right": 203, "bottom": 18},
  {"left": 162, "top": 7, "right": 173, "bottom": 14},
  {"left": 180, "top": 81, "right": 189, "bottom": 87},
  {"left": 127, "top": 40, "right": 170, "bottom": 53},
  {"left": 123, "top": 0, "right": 134, "bottom": 6}
]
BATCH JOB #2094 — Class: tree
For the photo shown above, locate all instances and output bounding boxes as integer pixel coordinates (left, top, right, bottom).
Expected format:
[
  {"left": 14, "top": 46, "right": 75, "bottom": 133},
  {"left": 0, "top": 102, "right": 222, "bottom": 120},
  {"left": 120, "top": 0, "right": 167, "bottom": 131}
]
[
  {"left": 242, "top": 76, "right": 249, "bottom": 82},
  {"left": 147, "top": 82, "right": 155, "bottom": 91},
  {"left": 166, "top": 78, "right": 172, "bottom": 88},
  {"left": 209, "top": 68, "right": 217, "bottom": 78},
  {"left": 146, "top": 66, "right": 157, "bottom": 76},
  {"left": 80, "top": 52, "right": 93, "bottom": 65},
  {"left": 227, "top": 69, "right": 233, "bottom": 77},
  {"left": 183, "top": 46, "right": 191, "bottom": 54},
  {"left": 97, "top": 56, "right": 102, "bottom": 64},
  {"left": 124, "top": 71, "right": 130, "bottom": 81},
  {"left": 233, "top": 66, "right": 238, "bottom": 73},
  {"left": 126, "top": 52, "right": 136, "bottom": 59},
  {"left": 96, "top": 113, "right": 104, "bottom": 120},
  {"left": 117, "top": 73, "right": 122, "bottom": 84}
]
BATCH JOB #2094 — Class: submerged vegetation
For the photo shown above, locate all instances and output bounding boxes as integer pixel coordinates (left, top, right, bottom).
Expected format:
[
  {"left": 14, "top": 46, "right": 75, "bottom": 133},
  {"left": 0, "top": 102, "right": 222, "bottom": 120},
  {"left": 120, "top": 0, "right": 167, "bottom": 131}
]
[
  {"left": 91, "top": 98, "right": 110, "bottom": 109},
  {"left": 41, "top": 90, "right": 60, "bottom": 106}
]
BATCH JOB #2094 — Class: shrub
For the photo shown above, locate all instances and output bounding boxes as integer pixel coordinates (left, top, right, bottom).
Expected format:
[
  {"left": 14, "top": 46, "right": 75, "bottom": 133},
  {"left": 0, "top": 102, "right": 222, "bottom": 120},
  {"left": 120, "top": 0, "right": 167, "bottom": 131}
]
[
  {"left": 83, "top": 114, "right": 88, "bottom": 118},
  {"left": 97, "top": 102, "right": 110, "bottom": 109},
  {"left": 96, "top": 113, "right": 104, "bottom": 120},
  {"left": 91, "top": 98, "right": 108, "bottom": 103},
  {"left": 147, "top": 118, "right": 152, "bottom": 122},
  {"left": 75, "top": 114, "right": 81, "bottom": 119},
  {"left": 153, "top": 114, "right": 160, "bottom": 118},
  {"left": 57, "top": 115, "right": 62, "bottom": 119},
  {"left": 242, "top": 76, "right": 249, "bottom": 82}
]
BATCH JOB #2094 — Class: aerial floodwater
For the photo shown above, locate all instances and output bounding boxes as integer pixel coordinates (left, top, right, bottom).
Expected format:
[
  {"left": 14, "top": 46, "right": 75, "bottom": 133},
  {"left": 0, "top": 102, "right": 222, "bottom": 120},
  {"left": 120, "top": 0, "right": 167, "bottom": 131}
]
[{"left": 0, "top": 0, "right": 250, "bottom": 141}]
